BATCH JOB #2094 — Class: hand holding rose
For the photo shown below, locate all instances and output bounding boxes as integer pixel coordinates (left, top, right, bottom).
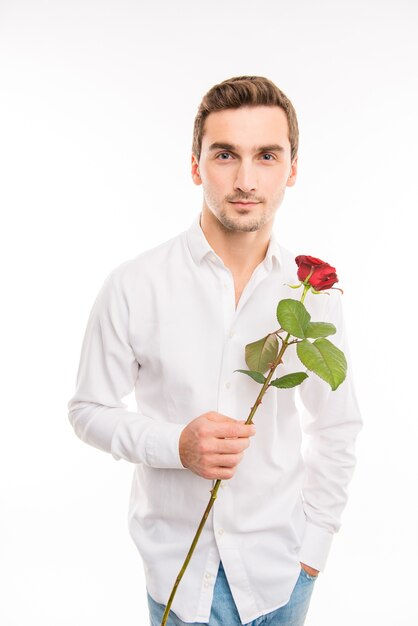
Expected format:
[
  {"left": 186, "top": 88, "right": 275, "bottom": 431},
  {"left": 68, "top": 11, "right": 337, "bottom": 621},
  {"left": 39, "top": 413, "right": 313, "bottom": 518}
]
[{"left": 179, "top": 413, "right": 256, "bottom": 480}]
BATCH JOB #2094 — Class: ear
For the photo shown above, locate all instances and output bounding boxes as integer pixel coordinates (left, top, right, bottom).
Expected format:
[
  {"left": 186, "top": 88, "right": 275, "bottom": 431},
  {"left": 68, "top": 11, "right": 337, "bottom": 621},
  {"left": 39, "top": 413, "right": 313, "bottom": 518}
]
[
  {"left": 286, "top": 156, "right": 298, "bottom": 187},
  {"left": 191, "top": 154, "right": 202, "bottom": 186}
]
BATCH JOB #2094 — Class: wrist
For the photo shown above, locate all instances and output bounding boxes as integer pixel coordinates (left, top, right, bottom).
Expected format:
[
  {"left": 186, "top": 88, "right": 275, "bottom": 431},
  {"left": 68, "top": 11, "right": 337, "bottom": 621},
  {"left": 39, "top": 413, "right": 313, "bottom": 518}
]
[{"left": 300, "top": 562, "right": 320, "bottom": 577}]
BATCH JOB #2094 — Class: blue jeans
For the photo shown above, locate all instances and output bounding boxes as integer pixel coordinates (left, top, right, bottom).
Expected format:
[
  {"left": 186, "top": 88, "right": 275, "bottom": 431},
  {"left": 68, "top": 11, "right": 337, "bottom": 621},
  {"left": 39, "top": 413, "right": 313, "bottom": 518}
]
[{"left": 147, "top": 561, "right": 317, "bottom": 625}]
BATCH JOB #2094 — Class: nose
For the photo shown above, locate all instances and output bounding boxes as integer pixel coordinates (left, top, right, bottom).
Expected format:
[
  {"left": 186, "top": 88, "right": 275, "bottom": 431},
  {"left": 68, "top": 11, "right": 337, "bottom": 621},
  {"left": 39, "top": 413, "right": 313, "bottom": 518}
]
[{"left": 234, "top": 159, "right": 257, "bottom": 194}]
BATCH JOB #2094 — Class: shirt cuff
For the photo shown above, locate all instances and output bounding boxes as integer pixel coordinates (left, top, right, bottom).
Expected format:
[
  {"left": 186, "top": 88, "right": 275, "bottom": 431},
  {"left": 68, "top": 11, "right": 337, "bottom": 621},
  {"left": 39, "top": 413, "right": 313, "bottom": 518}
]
[
  {"left": 144, "top": 421, "right": 187, "bottom": 469},
  {"left": 298, "top": 521, "right": 334, "bottom": 572}
]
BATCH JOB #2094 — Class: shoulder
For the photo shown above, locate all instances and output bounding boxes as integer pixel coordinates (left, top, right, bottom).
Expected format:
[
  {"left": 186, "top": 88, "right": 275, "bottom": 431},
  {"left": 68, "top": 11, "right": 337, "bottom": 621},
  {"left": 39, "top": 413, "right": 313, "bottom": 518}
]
[
  {"left": 103, "top": 228, "right": 187, "bottom": 291},
  {"left": 277, "top": 242, "right": 298, "bottom": 274}
]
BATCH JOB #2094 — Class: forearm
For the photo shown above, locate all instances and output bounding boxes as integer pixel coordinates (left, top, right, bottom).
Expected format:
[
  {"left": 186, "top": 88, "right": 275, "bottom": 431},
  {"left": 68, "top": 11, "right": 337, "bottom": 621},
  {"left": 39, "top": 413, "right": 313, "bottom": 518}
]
[
  {"left": 298, "top": 377, "right": 361, "bottom": 566},
  {"left": 297, "top": 292, "right": 363, "bottom": 570},
  {"left": 68, "top": 399, "right": 185, "bottom": 467},
  {"left": 68, "top": 268, "right": 185, "bottom": 469}
]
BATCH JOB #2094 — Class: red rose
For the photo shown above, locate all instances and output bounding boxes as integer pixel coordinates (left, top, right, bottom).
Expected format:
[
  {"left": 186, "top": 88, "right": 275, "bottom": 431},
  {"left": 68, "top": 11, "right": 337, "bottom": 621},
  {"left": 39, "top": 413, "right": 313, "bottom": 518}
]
[{"left": 295, "top": 255, "right": 339, "bottom": 291}]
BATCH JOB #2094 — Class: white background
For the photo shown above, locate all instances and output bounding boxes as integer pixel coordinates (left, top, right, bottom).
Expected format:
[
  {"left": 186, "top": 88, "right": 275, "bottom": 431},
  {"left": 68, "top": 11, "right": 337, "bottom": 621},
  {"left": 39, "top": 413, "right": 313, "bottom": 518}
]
[{"left": 1, "top": 0, "right": 417, "bottom": 624}]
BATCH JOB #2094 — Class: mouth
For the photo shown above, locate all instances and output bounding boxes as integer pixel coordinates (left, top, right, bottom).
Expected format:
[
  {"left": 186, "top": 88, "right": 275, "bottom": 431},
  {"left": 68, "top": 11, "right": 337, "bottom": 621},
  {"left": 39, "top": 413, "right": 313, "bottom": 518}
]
[{"left": 229, "top": 201, "right": 260, "bottom": 207}]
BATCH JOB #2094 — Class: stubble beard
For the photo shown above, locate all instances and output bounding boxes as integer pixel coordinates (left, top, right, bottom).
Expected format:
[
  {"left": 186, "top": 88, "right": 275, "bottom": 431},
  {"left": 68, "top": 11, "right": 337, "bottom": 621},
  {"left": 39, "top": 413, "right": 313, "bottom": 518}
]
[
  {"left": 216, "top": 208, "right": 270, "bottom": 232},
  {"left": 203, "top": 185, "right": 281, "bottom": 233}
]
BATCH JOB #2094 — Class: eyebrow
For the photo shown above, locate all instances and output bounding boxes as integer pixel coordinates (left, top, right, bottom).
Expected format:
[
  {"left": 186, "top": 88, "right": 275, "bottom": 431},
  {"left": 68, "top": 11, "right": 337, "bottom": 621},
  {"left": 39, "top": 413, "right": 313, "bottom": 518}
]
[{"left": 208, "top": 142, "right": 285, "bottom": 153}]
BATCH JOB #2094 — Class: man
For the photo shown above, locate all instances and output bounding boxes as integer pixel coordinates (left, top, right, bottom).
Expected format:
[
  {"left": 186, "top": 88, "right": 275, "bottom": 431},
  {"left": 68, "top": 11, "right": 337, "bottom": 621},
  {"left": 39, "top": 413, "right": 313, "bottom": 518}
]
[{"left": 68, "top": 76, "right": 362, "bottom": 626}]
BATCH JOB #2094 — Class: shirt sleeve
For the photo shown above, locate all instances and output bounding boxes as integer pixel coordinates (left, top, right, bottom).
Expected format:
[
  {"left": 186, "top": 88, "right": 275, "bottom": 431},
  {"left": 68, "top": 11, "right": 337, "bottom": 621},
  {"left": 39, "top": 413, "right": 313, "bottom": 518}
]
[
  {"left": 296, "top": 291, "right": 363, "bottom": 572},
  {"left": 67, "top": 268, "right": 186, "bottom": 469}
]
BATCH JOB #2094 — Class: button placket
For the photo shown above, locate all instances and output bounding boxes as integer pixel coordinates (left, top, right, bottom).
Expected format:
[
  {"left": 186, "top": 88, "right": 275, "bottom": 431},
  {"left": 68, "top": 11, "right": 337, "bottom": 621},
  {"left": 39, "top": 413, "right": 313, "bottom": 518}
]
[
  {"left": 213, "top": 262, "right": 272, "bottom": 576},
  {"left": 218, "top": 265, "right": 267, "bottom": 402},
  {"left": 216, "top": 268, "right": 237, "bottom": 414}
]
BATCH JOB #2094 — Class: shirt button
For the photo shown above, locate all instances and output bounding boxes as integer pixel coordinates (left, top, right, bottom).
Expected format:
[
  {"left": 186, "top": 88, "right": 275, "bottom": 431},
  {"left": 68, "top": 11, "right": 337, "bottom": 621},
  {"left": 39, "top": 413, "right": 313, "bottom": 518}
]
[
  {"left": 220, "top": 483, "right": 226, "bottom": 489},
  {"left": 225, "top": 381, "right": 231, "bottom": 389},
  {"left": 218, "top": 528, "right": 225, "bottom": 535},
  {"left": 223, "top": 283, "right": 228, "bottom": 289},
  {"left": 229, "top": 330, "right": 235, "bottom": 338},
  {"left": 205, "top": 572, "right": 212, "bottom": 579},
  {"left": 204, "top": 582, "right": 210, "bottom": 589}
]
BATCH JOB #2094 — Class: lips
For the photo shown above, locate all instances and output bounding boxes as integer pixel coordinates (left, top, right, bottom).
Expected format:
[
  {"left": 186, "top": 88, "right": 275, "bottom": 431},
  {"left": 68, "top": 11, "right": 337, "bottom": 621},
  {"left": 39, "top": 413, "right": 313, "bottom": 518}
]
[{"left": 230, "top": 201, "right": 259, "bottom": 207}]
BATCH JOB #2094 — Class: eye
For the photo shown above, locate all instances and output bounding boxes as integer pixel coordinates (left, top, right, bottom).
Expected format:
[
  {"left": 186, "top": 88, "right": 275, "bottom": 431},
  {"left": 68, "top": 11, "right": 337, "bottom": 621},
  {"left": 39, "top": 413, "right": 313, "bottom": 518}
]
[
  {"left": 216, "top": 152, "right": 232, "bottom": 160},
  {"left": 261, "top": 153, "right": 275, "bottom": 161}
]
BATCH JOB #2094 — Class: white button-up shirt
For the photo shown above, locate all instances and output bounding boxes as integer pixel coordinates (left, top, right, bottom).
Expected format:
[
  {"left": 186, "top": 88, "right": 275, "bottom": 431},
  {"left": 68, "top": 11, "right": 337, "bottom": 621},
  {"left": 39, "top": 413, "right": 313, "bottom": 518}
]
[{"left": 68, "top": 212, "right": 362, "bottom": 624}]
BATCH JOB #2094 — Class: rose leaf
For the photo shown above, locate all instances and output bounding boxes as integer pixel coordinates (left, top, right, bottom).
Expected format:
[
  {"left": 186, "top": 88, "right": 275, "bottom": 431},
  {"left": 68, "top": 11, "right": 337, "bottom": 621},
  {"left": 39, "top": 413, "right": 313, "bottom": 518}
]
[
  {"left": 296, "top": 338, "right": 347, "bottom": 390},
  {"left": 245, "top": 333, "right": 278, "bottom": 374},
  {"left": 269, "top": 372, "right": 308, "bottom": 389},
  {"left": 276, "top": 299, "right": 311, "bottom": 339},
  {"left": 305, "top": 322, "right": 336, "bottom": 338},
  {"left": 234, "top": 369, "right": 267, "bottom": 384}
]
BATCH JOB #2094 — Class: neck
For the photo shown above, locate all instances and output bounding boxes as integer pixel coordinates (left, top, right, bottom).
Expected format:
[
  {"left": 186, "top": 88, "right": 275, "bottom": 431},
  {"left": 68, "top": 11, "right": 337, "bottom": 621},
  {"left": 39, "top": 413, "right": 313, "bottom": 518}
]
[{"left": 199, "top": 206, "right": 273, "bottom": 277}]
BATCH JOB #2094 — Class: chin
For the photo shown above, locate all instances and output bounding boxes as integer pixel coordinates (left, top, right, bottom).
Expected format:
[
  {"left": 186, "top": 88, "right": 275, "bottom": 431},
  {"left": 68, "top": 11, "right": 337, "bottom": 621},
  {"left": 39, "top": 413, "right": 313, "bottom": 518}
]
[{"left": 220, "top": 215, "right": 265, "bottom": 233}]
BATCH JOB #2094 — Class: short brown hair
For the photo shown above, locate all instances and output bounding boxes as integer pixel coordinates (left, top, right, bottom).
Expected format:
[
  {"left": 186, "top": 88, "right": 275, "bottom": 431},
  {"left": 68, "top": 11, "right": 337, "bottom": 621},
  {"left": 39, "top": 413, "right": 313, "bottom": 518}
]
[{"left": 192, "top": 75, "right": 298, "bottom": 163}]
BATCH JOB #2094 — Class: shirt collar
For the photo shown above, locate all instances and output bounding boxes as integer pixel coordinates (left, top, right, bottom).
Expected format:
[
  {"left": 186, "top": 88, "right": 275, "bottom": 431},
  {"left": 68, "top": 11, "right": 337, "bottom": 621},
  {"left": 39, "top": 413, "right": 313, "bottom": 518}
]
[{"left": 186, "top": 212, "right": 282, "bottom": 270}]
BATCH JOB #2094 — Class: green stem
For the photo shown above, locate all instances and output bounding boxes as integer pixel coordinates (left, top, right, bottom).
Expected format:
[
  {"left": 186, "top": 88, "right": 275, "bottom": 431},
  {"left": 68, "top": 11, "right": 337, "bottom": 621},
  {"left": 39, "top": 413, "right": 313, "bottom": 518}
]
[
  {"left": 300, "top": 283, "right": 310, "bottom": 305},
  {"left": 244, "top": 332, "right": 290, "bottom": 425},
  {"left": 160, "top": 484, "right": 221, "bottom": 625},
  {"left": 160, "top": 286, "right": 310, "bottom": 625},
  {"left": 161, "top": 344, "right": 291, "bottom": 626}
]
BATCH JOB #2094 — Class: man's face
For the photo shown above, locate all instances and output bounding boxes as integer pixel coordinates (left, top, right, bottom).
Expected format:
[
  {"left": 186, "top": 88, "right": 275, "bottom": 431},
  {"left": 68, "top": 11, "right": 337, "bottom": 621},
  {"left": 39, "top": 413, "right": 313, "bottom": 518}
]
[{"left": 191, "top": 105, "right": 297, "bottom": 232}]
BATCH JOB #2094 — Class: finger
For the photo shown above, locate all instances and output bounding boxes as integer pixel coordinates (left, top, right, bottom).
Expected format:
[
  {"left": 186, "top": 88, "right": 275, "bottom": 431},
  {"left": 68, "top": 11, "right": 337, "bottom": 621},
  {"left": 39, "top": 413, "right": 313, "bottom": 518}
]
[
  {"left": 206, "top": 413, "right": 239, "bottom": 423},
  {"left": 215, "top": 437, "right": 250, "bottom": 454},
  {"left": 211, "top": 452, "right": 244, "bottom": 468},
  {"left": 224, "top": 420, "right": 254, "bottom": 439},
  {"left": 214, "top": 422, "right": 256, "bottom": 439},
  {"left": 206, "top": 414, "right": 256, "bottom": 438},
  {"left": 211, "top": 467, "right": 236, "bottom": 480}
]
